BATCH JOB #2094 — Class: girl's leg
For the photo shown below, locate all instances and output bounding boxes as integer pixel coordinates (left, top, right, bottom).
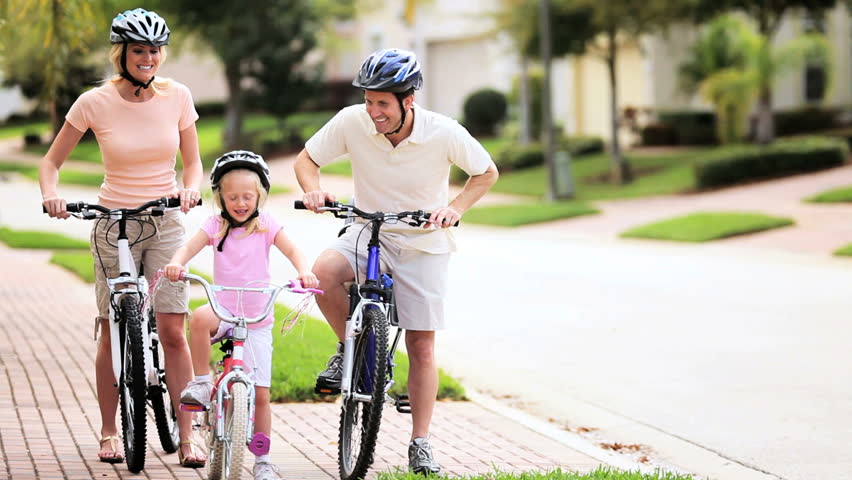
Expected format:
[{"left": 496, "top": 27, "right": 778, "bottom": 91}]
[
  {"left": 95, "top": 317, "right": 122, "bottom": 460},
  {"left": 253, "top": 387, "right": 271, "bottom": 436},
  {"left": 156, "top": 310, "right": 206, "bottom": 464},
  {"left": 188, "top": 305, "right": 220, "bottom": 375}
]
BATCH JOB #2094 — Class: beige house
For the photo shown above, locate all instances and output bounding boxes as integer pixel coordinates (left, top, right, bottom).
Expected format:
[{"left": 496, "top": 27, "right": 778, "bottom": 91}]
[{"left": 324, "top": 1, "right": 852, "bottom": 141}]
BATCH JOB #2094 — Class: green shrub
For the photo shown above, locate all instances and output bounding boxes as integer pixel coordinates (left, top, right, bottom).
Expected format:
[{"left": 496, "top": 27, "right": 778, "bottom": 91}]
[
  {"left": 641, "top": 123, "right": 678, "bottom": 146},
  {"left": 509, "top": 68, "right": 544, "bottom": 139},
  {"left": 774, "top": 106, "right": 839, "bottom": 136},
  {"left": 658, "top": 110, "right": 717, "bottom": 145},
  {"left": 463, "top": 88, "right": 508, "bottom": 137},
  {"left": 560, "top": 135, "right": 604, "bottom": 156},
  {"left": 195, "top": 101, "right": 226, "bottom": 117},
  {"left": 693, "top": 136, "right": 848, "bottom": 190}
]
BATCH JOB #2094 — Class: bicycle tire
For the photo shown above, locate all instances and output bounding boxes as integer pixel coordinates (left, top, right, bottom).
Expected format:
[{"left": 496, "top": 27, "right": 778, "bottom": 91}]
[
  {"left": 118, "top": 295, "right": 148, "bottom": 473},
  {"left": 206, "top": 397, "right": 226, "bottom": 480},
  {"left": 339, "top": 307, "right": 389, "bottom": 480},
  {"left": 224, "top": 381, "right": 249, "bottom": 480},
  {"left": 148, "top": 316, "right": 179, "bottom": 453}
]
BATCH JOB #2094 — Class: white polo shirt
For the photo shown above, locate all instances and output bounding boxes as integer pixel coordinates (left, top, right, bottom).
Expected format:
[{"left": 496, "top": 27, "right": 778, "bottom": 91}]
[{"left": 305, "top": 103, "right": 494, "bottom": 253}]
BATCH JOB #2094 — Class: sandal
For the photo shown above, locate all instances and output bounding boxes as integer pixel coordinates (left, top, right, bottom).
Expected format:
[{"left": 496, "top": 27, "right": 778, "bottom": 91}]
[
  {"left": 98, "top": 436, "right": 124, "bottom": 464},
  {"left": 178, "top": 439, "right": 206, "bottom": 468}
]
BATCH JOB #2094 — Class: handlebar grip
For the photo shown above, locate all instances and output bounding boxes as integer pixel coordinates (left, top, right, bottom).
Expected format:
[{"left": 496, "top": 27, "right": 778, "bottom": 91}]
[
  {"left": 294, "top": 200, "right": 336, "bottom": 209},
  {"left": 42, "top": 202, "right": 82, "bottom": 213},
  {"left": 164, "top": 197, "right": 202, "bottom": 208}
]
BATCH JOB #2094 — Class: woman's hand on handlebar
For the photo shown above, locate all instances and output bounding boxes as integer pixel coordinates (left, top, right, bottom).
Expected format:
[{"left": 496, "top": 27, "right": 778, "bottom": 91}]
[
  {"left": 176, "top": 188, "right": 202, "bottom": 213},
  {"left": 42, "top": 197, "right": 69, "bottom": 219},
  {"left": 163, "top": 263, "right": 186, "bottom": 282},
  {"left": 302, "top": 190, "right": 335, "bottom": 213},
  {"left": 297, "top": 270, "right": 320, "bottom": 289},
  {"left": 427, "top": 206, "right": 461, "bottom": 229}
]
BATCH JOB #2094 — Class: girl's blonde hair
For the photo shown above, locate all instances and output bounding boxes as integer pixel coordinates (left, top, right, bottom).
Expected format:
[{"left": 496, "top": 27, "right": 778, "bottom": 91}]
[
  {"left": 107, "top": 44, "right": 172, "bottom": 95},
  {"left": 213, "top": 168, "right": 269, "bottom": 239}
]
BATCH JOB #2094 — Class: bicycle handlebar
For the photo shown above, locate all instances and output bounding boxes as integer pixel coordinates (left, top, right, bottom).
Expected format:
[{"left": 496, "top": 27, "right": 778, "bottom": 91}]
[
  {"left": 294, "top": 200, "right": 459, "bottom": 227},
  {"left": 178, "top": 272, "right": 322, "bottom": 325},
  {"left": 42, "top": 197, "right": 201, "bottom": 216}
]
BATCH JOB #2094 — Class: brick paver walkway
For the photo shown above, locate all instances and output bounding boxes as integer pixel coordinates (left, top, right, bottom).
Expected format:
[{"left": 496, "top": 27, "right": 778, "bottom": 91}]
[{"left": 0, "top": 245, "right": 606, "bottom": 480}]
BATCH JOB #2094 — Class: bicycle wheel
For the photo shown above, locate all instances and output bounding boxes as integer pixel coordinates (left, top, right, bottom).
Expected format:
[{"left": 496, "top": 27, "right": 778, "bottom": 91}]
[
  {"left": 206, "top": 397, "right": 225, "bottom": 480},
  {"left": 220, "top": 381, "right": 248, "bottom": 480},
  {"left": 118, "top": 295, "right": 148, "bottom": 473},
  {"left": 148, "top": 315, "right": 178, "bottom": 453},
  {"left": 339, "top": 307, "right": 389, "bottom": 480}
]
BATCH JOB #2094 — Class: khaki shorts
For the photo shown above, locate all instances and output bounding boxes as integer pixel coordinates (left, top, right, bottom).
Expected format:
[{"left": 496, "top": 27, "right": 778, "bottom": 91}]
[
  {"left": 91, "top": 209, "right": 189, "bottom": 321},
  {"left": 331, "top": 226, "right": 450, "bottom": 331}
]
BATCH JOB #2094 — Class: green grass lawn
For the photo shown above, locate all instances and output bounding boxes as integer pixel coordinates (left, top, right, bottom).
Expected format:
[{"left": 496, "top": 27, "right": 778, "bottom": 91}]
[
  {"left": 492, "top": 151, "right": 703, "bottom": 200},
  {"left": 190, "top": 298, "right": 466, "bottom": 403},
  {"left": 0, "top": 226, "right": 89, "bottom": 249},
  {"left": 0, "top": 161, "right": 104, "bottom": 187},
  {"left": 50, "top": 251, "right": 95, "bottom": 282},
  {"left": 0, "top": 121, "right": 49, "bottom": 139},
  {"left": 621, "top": 212, "right": 794, "bottom": 242},
  {"left": 463, "top": 202, "right": 598, "bottom": 227},
  {"left": 833, "top": 244, "right": 852, "bottom": 256},
  {"left": 377, "top": 467, "right": 692, "bottom": 480},
  {"left": 321, "top": 156, "right": 353, "bottom": 176},
  {"left": 805, "top": 185, "right": 852, "bottom": 203}
]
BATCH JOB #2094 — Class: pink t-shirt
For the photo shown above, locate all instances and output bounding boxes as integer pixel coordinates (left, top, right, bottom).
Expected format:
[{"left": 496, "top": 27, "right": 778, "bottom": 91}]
[
  {"left": 65, "top": 80, "right": 199, "bottom": 208},
  {"left": 201, "top": 211, "right": 284, "bottom": 328}
]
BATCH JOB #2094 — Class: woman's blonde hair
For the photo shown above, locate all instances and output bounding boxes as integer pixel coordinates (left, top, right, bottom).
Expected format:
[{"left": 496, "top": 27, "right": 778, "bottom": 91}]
[
  {"left": 213, "top": 168, "right": 269, "bottom": 239},
  {"left": 108, "top": 44, "right": 172, "bottom": 95}
]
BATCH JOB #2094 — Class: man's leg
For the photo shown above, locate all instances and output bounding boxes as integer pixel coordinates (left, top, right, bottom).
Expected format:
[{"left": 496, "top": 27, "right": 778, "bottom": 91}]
[
  {"left": 312, "top": 248, "right": 355, "bottom": 389},
  {"left": 405, "top": 330, "right": 438, "bottom": 438}
]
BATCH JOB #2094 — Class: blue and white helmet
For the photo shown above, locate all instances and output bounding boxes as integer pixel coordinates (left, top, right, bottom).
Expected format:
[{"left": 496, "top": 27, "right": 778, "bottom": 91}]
[
  {"left": 110, "top": 8, "right": 170, "bottom": 46},
  {"left": 352, "top": 48, "right": 423, "bottom": 93}
]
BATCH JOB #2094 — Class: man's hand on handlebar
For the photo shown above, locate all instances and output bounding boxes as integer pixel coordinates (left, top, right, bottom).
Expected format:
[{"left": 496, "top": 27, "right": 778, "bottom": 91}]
[
  {"left": 301, "top": 190, "right": 336, "bottom": 213},
  {"left": 427, "top": 206, "right": 461, "bottom": 229}
]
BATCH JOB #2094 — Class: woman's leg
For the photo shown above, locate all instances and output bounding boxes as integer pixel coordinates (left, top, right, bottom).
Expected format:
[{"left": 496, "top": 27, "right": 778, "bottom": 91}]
[
  {"left": 95, "top": 316, "right": 122, "bottom": 460},
  {"left": 156, "top": 311, "right": 206, "bottom": 463}
]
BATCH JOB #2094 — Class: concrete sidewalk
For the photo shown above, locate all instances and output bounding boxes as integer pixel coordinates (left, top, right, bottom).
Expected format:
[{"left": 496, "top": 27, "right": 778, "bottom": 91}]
[{"left": 0, "top": 244, "right": 634, "bottom": 480}]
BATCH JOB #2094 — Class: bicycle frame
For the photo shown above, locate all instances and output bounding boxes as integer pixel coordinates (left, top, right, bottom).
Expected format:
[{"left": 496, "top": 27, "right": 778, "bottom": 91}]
[{"left": 181, "top": 273, "right": 321, "bottom": 443}]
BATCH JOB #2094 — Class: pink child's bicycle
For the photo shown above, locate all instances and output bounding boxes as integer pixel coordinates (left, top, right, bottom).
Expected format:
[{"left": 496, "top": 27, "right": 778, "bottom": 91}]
[{"left": 177, "top": 272, "right": 321, "bottom": 480}]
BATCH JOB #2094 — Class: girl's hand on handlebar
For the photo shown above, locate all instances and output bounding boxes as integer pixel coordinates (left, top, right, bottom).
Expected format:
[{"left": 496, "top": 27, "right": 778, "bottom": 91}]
[
  {"left": 163, "top": 263, "right": 186, "bottom": 282},
  {"left": 428, "top": 206, "right": 460, "bottom": 229},
  {"left": 302, "top": 190, "right": 335, "bottom": 213},
  {"left": 297, "top": 270, "right": 320, "bottom": 289},
  {"left": 177, "top": 188, "right": 201, "bottom": 213},
  {"left": 42, "top": 197, "right": 70, "bottom": 219}
]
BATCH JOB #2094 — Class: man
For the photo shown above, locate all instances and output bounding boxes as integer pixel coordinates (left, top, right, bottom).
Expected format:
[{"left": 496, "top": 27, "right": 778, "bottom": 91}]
[{"left": 294, "top": 48, "right": 498, "bottom": 474}]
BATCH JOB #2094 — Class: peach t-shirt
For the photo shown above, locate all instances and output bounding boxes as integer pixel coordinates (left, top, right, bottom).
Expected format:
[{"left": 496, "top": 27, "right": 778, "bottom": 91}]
[{"left": 65, "top": 80, "right": 199, "bottom": 208}]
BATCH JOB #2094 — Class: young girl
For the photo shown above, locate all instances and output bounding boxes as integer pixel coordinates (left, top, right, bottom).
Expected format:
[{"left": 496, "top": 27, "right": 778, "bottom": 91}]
[{"left": 163, "top": 150, "right": 318, "bottom": 480}]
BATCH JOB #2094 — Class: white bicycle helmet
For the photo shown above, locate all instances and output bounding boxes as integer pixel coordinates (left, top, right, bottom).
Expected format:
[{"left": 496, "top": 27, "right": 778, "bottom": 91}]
[
  {"left": 210, "top": 150, "right": 271, "bottom": 192},
  {"left": 110, "top": 8, "right": 170, "bottom": 46}
]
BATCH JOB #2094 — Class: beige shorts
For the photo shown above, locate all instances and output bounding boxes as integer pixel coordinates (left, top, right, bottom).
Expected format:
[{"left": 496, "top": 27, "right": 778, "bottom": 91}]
[
  {"left": 91, "top": 209, "right": 189, "bottom": 321},
  {"left": 211, "top": 321, "right": 274, "bottom": 387},
  {"left": 331, "top": 226, "right": 450, "bottom": 331}
]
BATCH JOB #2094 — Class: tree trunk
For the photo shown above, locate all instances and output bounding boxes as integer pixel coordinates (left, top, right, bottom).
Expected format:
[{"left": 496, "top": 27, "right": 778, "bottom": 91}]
[
  {"left": 223, "top": 59, "right": 243, "bottom": 151},
  {"left": 754, "top": 87, "right": 774, "bottom": 144},
  {"left": 519, "top": 55, "right": 531, "bottom": 145},
  {"left": 50, "top": 99, "right": 61, "bottom": 140},
  {"left": 607, "top": 29, "right": 632, "bottom": 184}
]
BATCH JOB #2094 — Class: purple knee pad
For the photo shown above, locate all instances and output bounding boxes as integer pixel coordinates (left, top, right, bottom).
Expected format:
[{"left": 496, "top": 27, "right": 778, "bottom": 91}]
[{"left": 248, "top": 432, "right": 270, "bottom": 456}]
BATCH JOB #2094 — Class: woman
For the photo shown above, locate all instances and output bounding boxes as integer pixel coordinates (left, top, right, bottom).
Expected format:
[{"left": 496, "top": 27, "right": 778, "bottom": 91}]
[{"left": 39, "top": 8, "right": 206, "bottom": 468}]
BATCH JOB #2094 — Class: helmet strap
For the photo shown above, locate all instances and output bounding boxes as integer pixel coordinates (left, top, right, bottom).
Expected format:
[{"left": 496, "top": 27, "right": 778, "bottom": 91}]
[
  {"left": 385, "top": 96, "right": 408, "bottom": 136},
  {"left": 217, "top": 208, "right": 260, "bottom": 252},
  {"left": 120, "top": 43, "right": 156, "bottom": 97}
]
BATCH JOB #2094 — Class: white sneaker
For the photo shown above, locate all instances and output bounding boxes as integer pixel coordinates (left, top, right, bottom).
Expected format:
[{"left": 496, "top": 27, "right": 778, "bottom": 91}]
[
  {"left": 179, "top": 379, "right": 213, "bottom": 408},
  {"left": 253, "top": 461, "right": 281, "bottom": 480}
]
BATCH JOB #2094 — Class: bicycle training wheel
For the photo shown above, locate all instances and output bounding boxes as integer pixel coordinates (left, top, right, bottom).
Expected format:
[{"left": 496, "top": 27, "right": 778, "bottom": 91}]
[
  {"left": 339, "top": 307, "right": 389, "bottom": 480},
  {"left": 148, "top": 315, "right": 179, "bottom": 453},
  {"left": 118, "top": 295, "right": 149, "bottom": 473},
  {"left": 220, "top": 381, "right": 248, "bottom": 480}
]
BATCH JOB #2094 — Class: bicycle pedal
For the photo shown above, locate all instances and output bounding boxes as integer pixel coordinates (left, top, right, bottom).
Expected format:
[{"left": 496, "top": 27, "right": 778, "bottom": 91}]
[
  {"left": 314, "top": 385, "right": 341, "bottom": 395},
  {"left": 395, "top": 394, "right": 411, "bottom": 414},
  {"left": 179, "top": 403, "right": 206, "bottom": 412}
]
